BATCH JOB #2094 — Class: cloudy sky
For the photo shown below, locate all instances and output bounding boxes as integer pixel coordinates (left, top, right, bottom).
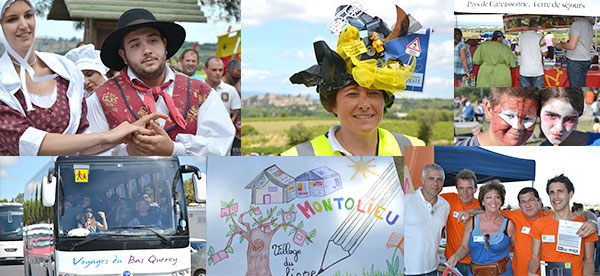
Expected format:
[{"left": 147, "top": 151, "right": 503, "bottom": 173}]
[{"left": 241, "top": 0, "right": 454, "bottom": 99}]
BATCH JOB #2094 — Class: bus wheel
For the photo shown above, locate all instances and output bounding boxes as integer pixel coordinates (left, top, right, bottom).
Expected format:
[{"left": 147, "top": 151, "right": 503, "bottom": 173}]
[{"left": 194, "top": 269, "right": 206, "bottom": 276}]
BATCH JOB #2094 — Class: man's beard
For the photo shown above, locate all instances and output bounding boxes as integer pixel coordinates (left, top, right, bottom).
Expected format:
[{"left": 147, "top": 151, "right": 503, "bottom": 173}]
[{"left": 127, "top": 55, "right": 166, "bottom": 81}]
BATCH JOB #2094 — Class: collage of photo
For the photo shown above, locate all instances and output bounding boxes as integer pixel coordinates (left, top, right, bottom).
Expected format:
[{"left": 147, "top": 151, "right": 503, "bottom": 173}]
[{"left": 0, "top": 0, "right": 599, "bottom": 275}]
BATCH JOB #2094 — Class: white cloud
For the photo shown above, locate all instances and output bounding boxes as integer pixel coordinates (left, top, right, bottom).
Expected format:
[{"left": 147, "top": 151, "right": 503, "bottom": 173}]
[
  {"left": 0, "top": 169, "right": 11, "bottom": 178},
  {"left": 241, "top": 60, "right": 251, "bottom": 68},
  {"left": 243, "top": 69, "right": 273, "bottom": 81},
  {"left": 427, "top": 40, "right": 454, "bottom": 73},
  {"left": 426, "top": 76, "right": 453, "bottom": 86},
  {"left": 278, "top": 49, "right": 310, "bottom": 60},
  {"left": 0, "top": 157, "right": 18, "bottom": 167}
]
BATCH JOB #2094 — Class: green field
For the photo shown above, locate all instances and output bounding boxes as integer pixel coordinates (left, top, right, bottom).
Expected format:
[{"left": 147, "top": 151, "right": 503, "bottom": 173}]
[{"left": 242, "top": 117, "right": 454, "bottom": 155}]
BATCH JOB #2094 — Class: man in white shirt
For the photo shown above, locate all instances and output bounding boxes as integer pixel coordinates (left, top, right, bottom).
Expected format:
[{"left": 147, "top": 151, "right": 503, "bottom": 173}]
[
  {"left": 87, "top": 8, "right": 234, "bottom": 156},
  {"left": 204, "top": 56, "right": 241, "bottom": 120},
  {"left": 404, "top": 163, "right": 450, "bottom": 276},
  {"left": 516, "top": 20, "right": 548, "bottom": 88},
  {"left": 204, "top": 56, "right": 241, "bottom": 155}
]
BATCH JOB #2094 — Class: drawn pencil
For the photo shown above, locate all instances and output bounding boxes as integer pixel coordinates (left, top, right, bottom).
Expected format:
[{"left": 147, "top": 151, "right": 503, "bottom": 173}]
[{"left": 317, "top": 162, "right": 401, "bottom": 274}]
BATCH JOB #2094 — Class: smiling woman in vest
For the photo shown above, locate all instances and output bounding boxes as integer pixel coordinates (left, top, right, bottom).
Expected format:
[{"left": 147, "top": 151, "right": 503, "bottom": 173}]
[
  {"left": 0, "top": 0, "right": 161, "bottom": 155},
  {"left": 280, "top": 25, "right": 425, "bottom": 156}
]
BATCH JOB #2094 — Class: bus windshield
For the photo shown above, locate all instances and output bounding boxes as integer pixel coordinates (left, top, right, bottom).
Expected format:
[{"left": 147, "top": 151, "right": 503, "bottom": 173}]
[
  {"left": 56, "top": 159, "right": 184, "bottom": 238},
  {"left": 0, "top": 206, "right": 23, "bottom": 241}
]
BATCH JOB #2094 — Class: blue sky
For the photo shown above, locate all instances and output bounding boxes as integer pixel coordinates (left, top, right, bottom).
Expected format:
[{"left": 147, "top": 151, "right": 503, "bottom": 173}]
[
  {"left": 0, "top": 156, "right": 206, "bottom": 201},
  {"left": 31, "top": 0, "right": 240, "bottom": 44},
  {"left": 241, "top": 0, "right": 454, "bottom": 99}
]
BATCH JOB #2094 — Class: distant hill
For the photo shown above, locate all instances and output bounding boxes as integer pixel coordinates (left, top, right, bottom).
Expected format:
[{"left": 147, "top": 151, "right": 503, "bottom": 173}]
[
  {"left": 34, "top": 36, "right": 80, "bottom": 55},
  {"left": 243, "top": 93, "right": 317, "bottom": 108}
]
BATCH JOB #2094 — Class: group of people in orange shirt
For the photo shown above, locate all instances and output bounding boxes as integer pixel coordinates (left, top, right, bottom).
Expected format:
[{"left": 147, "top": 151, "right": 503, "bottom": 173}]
[
  {"left": 405, "top": 165, "right": 598, "bottom": 276},
  {"left": 404, "top": 163, "right": 598, "bottom": 276}
]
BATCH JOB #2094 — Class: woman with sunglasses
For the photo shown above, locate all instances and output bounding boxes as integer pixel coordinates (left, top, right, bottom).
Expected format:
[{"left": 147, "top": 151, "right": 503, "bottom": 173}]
[
  {"left": 76, "top": 208, "right": 107, "bottom": 233},
  {"left": 447, "top": 181, "right": 515, "bottom": 276}
]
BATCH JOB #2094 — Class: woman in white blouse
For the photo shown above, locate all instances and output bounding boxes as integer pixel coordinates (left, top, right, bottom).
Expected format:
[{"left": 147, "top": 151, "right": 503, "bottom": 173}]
[{"left": 0, "top": 0, "right": 163, "bottom": 155}]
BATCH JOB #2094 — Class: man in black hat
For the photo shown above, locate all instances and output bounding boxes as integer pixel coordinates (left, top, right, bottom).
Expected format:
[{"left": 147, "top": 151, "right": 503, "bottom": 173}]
[{"left": 86, "top": 8, "right": 235, "bottom": 155}]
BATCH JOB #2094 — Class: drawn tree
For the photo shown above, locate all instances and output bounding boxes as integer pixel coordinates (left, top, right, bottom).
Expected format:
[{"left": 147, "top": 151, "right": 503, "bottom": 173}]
[{"left": 208, "top": 199, "right": 317, "bottom": 276}]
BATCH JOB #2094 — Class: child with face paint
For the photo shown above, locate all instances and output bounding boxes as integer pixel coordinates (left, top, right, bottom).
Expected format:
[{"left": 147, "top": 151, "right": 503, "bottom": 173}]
[
  {"left": 539, "top": 87, "right": 600, "bottom": 146},
  {"left": 455, "top": 87, "right": 539, "bottom": 146}
]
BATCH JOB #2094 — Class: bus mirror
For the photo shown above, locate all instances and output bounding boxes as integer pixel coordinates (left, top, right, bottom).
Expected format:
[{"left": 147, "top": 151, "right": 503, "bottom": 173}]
[
  {"left": 42, "top": 175, "right": 57, "bottom": 207},
  {"left": 193, "top": 172, "right": 206, "bottom": 203}
]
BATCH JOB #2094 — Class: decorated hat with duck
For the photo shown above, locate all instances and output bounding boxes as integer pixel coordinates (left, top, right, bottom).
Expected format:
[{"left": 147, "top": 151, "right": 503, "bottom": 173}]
[{"left": 290, "top": 4, "right": 421, "bottom": 97}]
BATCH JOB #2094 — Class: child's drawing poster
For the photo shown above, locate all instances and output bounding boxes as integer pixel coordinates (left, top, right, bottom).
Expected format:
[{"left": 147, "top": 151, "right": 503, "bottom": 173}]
[{"left": 206, "top": 156, "right": 404, "bottom": 276}]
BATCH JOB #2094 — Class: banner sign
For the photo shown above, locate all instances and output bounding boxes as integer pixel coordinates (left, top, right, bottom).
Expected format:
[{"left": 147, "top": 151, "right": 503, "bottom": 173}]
[
  {"left": 455, "top": 0, "right": 598, "bottom": 16},
  {"left": 385, "top": 28, "right": 431, "bottom": 92},
  {"left": 503, "top": 14, "right": 574, "bottom": 33}
]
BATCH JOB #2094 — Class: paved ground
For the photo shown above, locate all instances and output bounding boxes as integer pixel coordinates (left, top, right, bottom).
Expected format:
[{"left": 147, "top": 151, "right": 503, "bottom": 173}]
[{"left": 0, "top": 261, "right": 24, "bottom": 275}]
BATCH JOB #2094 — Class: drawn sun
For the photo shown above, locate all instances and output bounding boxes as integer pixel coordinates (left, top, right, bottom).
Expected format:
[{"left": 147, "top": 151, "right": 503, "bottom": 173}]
[{"left": 346, "top": 156, "right": 379, "bottom": 181}]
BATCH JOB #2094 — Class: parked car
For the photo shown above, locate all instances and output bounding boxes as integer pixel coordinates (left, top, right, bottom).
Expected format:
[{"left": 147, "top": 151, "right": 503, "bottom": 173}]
[{"left": 190, "top": 238, "right": 206, "bottom": 276}]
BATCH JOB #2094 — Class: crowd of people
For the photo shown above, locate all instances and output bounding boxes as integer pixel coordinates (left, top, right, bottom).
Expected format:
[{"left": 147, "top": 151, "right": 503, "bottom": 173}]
[
  {"left": 0, "top": 0, "right": 241, "bottom": 156},
  {"left": 404, "top": 165, "right": 599, "bottom": 276},
  {"left": 455, "top": 16, "right": 595, "bottom": 87},
  {"left": 455, "top": 87, "right": 600, "bottom": 146}
]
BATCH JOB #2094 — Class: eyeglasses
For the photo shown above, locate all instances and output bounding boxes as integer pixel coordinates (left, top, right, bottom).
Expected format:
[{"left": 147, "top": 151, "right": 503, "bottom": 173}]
[
  {"left": 519, "top": 198, "right": 538, "bottom": 205},
  {"left": 86, "top": 210, "right": 93, "bottom": 213},
  {"left": 484, "top": 234, "right": 490, "bottom": 250}
]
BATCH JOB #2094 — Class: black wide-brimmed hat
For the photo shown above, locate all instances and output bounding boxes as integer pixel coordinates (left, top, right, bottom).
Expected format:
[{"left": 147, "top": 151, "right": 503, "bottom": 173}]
[{"left": 100, "top": 8, "right": 186, "bottom": 71}]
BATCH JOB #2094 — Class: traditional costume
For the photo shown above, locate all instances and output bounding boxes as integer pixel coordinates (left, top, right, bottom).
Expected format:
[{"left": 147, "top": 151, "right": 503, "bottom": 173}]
[
  {"left": 65, "top": 44, "right": 109, "bottom": 98},
  {"left": 86, "top": 8, "right": 234, "bottom": 155},
  {"left": 0, "top": 0, "right": 87, "bottom": 155}
]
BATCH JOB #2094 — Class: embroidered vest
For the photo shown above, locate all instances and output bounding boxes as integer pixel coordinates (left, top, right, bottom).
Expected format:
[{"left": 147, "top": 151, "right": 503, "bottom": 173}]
[{"left": 95, "top": 73, "right": 210, "bottom": 140}]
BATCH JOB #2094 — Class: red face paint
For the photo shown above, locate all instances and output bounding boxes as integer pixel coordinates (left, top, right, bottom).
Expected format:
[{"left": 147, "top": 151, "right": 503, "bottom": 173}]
[{"left": 490, "top": 96, "right": 538, "bottom": 146}]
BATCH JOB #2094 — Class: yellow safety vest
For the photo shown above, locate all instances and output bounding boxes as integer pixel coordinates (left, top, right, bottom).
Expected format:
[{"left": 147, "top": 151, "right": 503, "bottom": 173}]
[{"left": 280, "top": 128, "right": 425, "bottom": 156}]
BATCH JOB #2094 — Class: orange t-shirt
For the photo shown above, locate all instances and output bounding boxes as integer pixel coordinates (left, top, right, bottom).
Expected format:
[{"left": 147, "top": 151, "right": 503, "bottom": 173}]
[
  {"left": 530, "top": 215, "right": 598, "bottom": 276},
  {"left": 441, "top": 193, "right": 480, "bottom": 264},
  {"left": 585, "top": 90, "right": 595, "bottom": 104},
  {"left": 502, "top": 209, "right": 548, "bottom": 276}
]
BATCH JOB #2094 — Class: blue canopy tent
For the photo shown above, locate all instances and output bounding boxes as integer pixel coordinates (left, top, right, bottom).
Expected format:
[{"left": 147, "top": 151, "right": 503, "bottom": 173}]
[{"left": 434, "top": 147, "right": 536, "bottom": 187}]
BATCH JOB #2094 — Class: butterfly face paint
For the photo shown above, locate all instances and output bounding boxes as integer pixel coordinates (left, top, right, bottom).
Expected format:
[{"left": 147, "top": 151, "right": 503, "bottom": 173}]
[
  {"left": 490, "top": 96, "right": 538, "bottom": 146},
  {"left": 540, "top": 98, "right": 579, "bottom": 145}
]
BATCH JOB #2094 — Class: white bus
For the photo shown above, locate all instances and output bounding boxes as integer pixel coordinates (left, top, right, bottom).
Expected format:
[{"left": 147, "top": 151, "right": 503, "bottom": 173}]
[
  {"left": 0, "top": 203, "right": 23, "bottom": 263},
  {"left": 23, "top": 157, "right": 204, "bottom": 276}
]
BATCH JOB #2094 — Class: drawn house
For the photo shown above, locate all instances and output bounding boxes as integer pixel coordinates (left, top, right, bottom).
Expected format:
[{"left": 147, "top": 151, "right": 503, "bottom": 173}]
[
  {"left": 295, "top": 166, "right": 342, "bottom": 197},
  {"left": 245, "top": 165, "right": 296, "bottom": 205}
]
